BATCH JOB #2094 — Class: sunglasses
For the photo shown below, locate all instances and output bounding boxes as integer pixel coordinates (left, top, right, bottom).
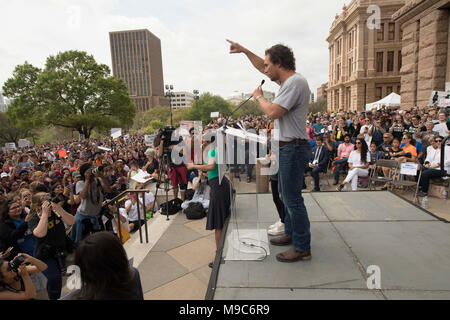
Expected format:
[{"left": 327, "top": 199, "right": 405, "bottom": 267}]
[
  {"left": 435, "top": 140, "right": 443, "bottom": 143},
  {"left": 356, "top": 142, "right": 362, "bottom": 145}
]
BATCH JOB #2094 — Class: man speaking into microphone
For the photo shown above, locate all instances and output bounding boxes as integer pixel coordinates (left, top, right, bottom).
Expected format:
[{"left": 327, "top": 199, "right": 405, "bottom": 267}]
[{"left": 226, "top": 39, "right": 312, "bottom": 263}]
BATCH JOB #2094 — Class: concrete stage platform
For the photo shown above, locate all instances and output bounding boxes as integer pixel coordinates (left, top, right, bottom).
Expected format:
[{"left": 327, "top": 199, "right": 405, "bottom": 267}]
[{"left": 207, "top": 191, "right": 450, "bottom": 300}]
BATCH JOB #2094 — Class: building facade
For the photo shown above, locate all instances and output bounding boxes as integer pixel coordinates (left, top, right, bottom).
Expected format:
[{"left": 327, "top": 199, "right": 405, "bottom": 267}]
[
  {"left": 317, "top": 82, "right": 328, "bottom": 101},
  {"left": 109, "top": 29, "right": 168, "bottom": 112},
  {"left": 393, "top": 0, "right": 450, "bottom": 109},
  {"left": 327, "top": 0, "right": 405, "bottom": 112},
  {"left": 170, "top": 91, "right": 195, "bottom": 109}
]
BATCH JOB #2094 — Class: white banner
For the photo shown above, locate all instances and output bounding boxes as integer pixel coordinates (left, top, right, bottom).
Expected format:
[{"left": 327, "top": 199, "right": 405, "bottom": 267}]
[
  {"left": 400, "top": 162, "right": 418, "bottom": 176},
  {"left": 144, "top": 135, "right": 155, "bottom": 146},
  {"left": 18, "top": 139, "right": 31, "bottom": 148},
  {"left": 5, "top": 143, "right": 16, "bottom": 151},
  {"left": 111, "top": 128, "right": 122, "bottom": 139},
  {"left": 210, "top": 112, "right": 219, "bottom": 118}
]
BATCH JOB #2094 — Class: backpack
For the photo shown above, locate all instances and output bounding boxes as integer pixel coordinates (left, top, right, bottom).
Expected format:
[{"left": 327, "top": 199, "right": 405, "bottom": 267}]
[
  {"left": 184, "top": 202, "right": 206, "bottom": 220},
  {"left": 160, "top": 198, "right": 183, "bottom": 215}
]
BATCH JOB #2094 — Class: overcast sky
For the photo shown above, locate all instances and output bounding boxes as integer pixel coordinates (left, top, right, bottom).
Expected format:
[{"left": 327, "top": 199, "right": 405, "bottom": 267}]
[{"left": 0, "top": 0, "right": 351, "bottom": 99}]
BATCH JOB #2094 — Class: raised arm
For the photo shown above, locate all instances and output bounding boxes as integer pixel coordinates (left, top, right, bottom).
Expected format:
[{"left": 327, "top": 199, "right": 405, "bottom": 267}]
[{"left": 226, "top": 39, "right": 265, "bottom": 75}]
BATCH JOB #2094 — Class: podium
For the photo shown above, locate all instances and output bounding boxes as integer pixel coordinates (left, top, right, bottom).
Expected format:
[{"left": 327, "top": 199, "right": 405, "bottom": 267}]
[{"left": 214, "top": 125, "right": 271, "bottom": 261}]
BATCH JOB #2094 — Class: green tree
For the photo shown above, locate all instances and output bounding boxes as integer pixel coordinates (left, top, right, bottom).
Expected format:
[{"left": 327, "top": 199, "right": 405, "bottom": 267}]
[
  {"left": 0, "top": 112, "right": 33, "bottom": 145},
  {"left": 133, "top": 106, "right": 189, "bottom": 130},
  {"left": 309, "top": 99, "right": 327, "bottom": 114},
  {"left": 184, "top": 92, "right": 232, "bottom": 124},
  {"left": 233, "top": 99, "right": 264, "bottom": 118},
  {"left": 3, "top": 51, "right": 136, "bottom": 138}
]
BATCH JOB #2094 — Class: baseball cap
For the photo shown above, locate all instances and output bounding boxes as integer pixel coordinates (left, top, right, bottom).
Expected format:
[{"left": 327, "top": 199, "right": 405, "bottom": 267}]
[
  {"left": 1, "top": 172, "right": 9, "bottom": 178},
  {"left": 72, "top": 171, "right": 81, "bottom": 178},
  {"left": 18, "top": 169, "right": 28, "bottom": 176}
]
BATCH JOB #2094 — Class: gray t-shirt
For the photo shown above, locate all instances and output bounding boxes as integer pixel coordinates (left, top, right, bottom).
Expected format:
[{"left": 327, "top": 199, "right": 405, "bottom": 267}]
[
  {"left": 75, "top": 179, "right": 103, "bottom": 217},
  {"left": 273, "top": 73, "right": 310, "bottom": 142}
]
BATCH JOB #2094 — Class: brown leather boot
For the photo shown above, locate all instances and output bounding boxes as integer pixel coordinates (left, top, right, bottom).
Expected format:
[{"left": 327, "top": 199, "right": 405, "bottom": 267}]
[
  {"left": 276, "top": 248, "right": 312, "bottom": 262},
  {"left": 269, "top": 235, "right": 292, "bottom": 246}
]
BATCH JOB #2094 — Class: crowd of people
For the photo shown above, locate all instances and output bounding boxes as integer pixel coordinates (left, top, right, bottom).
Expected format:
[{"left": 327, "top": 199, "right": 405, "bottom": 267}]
[
  {"left": 303, "top": 105, "right": 449, "bottom": 196},
  {"left": 0, "top": 101, "right": 449, "bottom": 299}
]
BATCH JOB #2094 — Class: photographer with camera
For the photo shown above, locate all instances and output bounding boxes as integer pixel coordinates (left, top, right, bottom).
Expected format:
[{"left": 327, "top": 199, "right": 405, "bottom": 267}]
[
  {"left": 70, "top": 163, "right": 112, "bottom": 245},
  {"left": 157, "top": 127, "right": 188, "bottom": 202},
  {"left": 0, "top": 200, "right": 36, "bottom": 260},
  {"left": 0, "top": 253, "right": 47, "bottom": 300},
  {"left": 28, "top": 192, "right": 74, "bottom": 300}
]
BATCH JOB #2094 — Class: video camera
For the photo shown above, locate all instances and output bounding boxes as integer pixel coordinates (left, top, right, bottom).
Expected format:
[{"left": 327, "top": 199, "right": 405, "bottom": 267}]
[{"left": 154, "top": 126, "right": 180, "bottom": 154}]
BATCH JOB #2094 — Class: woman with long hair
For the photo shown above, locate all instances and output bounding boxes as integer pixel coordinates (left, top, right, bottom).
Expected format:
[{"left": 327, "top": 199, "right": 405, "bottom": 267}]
[
  {"left": 0, "top": 253, "right": 47, "bottom": 300},
  {"left": 74, "top": 231, "right": 143, "bottom": 300},
  {"left": 186, "top": 133, "right": 231, "bottom": 268},
  {"left": 337, "top": 138, "right": 371, "bottom": 191}
]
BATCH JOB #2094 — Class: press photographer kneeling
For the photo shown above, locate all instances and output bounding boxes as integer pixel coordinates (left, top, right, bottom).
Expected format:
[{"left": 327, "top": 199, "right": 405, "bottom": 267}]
[
  {"left": 28, "top": 192, "right": 75, "bottom": 300},
  {"left": 0, "top": 253, "right": 48, "bottom": 300}
]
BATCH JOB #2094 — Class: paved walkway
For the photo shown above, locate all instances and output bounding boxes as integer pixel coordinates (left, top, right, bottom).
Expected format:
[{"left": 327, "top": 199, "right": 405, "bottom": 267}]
[{"left": 125, "top": 171, "right": 448, "bottom": 300}]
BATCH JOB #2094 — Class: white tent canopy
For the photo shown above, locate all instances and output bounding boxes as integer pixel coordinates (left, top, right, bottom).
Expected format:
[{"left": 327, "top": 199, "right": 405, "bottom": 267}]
[{"left": 365, "top": 92, "right": 401, "bottom": 111}]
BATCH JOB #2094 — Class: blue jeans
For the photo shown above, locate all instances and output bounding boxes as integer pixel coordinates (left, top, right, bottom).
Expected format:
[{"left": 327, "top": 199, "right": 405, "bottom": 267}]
[
  {"left": 333, "top": 158, "right": 349, "bottom": 181},
  {"left": 42, "top": 257, "right": 62, "bottom": 300},
  {"left": 70, "top": 212, "right": 102, "bottom": 245},
  {"left": 278, "top": 141, "right": 311, "bottom": 252}
]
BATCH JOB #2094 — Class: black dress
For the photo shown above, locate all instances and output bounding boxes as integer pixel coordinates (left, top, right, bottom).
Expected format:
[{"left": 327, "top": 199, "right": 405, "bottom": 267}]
[{"left": 206, "top": 177, "right": 231, "bottom": 231}]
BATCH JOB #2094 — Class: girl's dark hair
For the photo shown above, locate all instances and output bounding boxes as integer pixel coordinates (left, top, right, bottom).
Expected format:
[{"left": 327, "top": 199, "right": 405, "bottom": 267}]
[
  {"left": 403, "top": 132, "right": 416, "bottom": 146},
  {"left": 355, "top": 138, "right": 369, "bottom": 164},
  {"left": 79, "top": 163, "right": 92, "bottom": 181},
  {"left": 0, "top": 201, "right": 13, "bottom": 223},
  {"left": 265, "top": 44, "right": 296, "bottom": 71},
  {"left": 74, "top": 232, "right": 136, "bottom": 300}
]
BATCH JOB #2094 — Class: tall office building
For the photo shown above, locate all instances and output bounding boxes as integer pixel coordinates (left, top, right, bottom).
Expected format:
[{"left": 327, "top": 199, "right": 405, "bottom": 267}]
[{"left": 109, "top": 29, "right": 168, "bottom": 112}]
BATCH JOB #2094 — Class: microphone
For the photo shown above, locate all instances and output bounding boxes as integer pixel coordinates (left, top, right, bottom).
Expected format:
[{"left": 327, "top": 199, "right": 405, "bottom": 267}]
[{"left": 223, "top": 80, "right": 266, "bottom": 129}]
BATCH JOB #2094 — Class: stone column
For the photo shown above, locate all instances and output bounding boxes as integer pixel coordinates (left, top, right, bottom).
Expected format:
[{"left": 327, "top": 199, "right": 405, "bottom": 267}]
[
  {"left": 447, "top": 10, "right": 450, "bottom": 85},
  {"left": 368, "top": 27, "right": 376, "bottom": 77}
]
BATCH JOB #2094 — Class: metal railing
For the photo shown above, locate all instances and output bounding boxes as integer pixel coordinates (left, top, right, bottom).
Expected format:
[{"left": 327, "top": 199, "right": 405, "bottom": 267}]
[{"left": 107, "top": 189, "right": 151, "bottom": 244}]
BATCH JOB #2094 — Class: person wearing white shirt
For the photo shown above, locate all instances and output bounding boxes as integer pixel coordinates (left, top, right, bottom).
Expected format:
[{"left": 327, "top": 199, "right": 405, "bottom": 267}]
[
  {"left": 337, "top": 138, "right": 371, "bottom": 191},
  {"left": 418, "top": 136, "right": 450, "bottom": 197},
  {"left": 124, "top": 194, "right": 145, "bottom": 232},
  {"left": 432, "top": 111, "right": 449, "bottom": 138},
  {"left": 181, "top": 171, "right": 211, "bottom": 210}
]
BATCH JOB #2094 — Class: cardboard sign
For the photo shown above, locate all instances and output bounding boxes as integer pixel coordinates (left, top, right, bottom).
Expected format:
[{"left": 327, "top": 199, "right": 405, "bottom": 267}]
[
  {"left": 400, "top": 162, "right": 418, "bottom": 176},
  {"left": 111, "top": 128, "right": 122, "bottom": 139},
  {"left": 439, "top": 98, "right": 450, "bottom": 107},
  {"left": 18, "top": 139, "right": 31, "bottom": 148},
  {"left": 5, "top": 143, "right": 16, "bottom": 151},
  {"left": 58, "top": 149, "right": 67, "bottom": 158},
  {"left": 210, "top": 112, "right": 219, "bottom": 118},
  {"left": 144, "top": 135, "right": 155, "bottom": 146}
]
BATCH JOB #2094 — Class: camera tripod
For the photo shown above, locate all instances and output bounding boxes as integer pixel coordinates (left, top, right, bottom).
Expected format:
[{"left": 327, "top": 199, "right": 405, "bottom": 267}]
[{"left": 154, "top": 153, "right": 173, "bottom": 221}]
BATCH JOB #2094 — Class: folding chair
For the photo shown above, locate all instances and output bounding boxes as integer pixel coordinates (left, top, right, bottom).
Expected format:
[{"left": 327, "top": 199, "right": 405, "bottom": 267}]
[
  {"left": 369, "top": 159, "right": 399, "bottom": 191},
  {"left": 391, "top": 162, "right": 422, "bottom": 204}
]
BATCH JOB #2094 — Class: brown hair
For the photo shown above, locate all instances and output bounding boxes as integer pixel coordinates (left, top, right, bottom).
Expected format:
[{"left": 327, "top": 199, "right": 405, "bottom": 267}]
[{"left": 30, "top": 192, "right": 50, "bottom": 215}]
